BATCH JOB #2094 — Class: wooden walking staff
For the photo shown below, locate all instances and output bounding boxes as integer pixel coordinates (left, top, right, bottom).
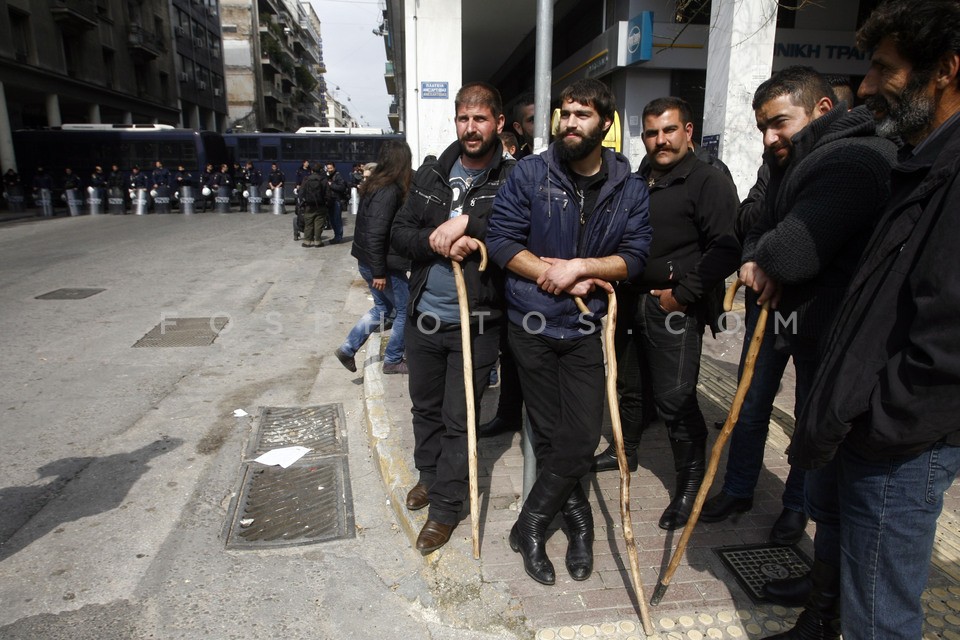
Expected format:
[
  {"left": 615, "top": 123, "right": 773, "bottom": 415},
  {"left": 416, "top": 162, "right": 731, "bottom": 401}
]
[
  {"left": 650, "top": 280, "right": 771, "bottom": 605},
  {"left": 452, "top": 240, "right": 489, "bottom": 560},
  {"left": 575, "top": 294, "right": 655, "bottom": 636}
]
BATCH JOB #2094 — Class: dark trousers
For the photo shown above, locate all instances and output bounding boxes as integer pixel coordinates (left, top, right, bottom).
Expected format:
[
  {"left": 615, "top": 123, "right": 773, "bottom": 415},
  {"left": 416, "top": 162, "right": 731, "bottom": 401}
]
[
  {"left": 405, "top": 314, "right": 500, "bottom": 525},
  {"left": 508, "top": 323, "right": 605, "bottom": 479},
  {"left": 616, "top": 290, "right": 707, "bottom": 444},
  {"left": 493, "top": 321, "right": 523, "bottom": 423}
]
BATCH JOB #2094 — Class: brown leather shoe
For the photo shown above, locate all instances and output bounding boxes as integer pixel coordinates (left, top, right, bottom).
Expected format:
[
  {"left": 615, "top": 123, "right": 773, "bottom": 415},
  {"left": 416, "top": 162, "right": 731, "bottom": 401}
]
[
  {"left": 405, "top": 482, "right": 429, "bottom": 510},
  {"left": 416, "top": 520, "right": 455, "bottom": 553}
]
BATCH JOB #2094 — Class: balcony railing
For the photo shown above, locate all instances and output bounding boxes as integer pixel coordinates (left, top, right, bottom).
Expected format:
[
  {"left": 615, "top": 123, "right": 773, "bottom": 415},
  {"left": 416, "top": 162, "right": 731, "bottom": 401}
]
[
  {"left": 127, "top": 24, "right": 162, "bottom": 61},
  {"left": 50, "top": 0, "right": 98, "bottom": 31}
]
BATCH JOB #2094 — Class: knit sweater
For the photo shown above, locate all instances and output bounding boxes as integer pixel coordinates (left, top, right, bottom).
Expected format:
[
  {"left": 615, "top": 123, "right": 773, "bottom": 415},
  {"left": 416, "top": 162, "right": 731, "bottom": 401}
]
[{"left": 741, "top": 105, "right": 897, "bottom": 352}]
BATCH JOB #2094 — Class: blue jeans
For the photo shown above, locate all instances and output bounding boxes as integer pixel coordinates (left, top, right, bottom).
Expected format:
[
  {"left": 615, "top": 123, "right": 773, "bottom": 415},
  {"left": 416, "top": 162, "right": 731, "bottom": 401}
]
[
  {"left": 721, "top": 289, "right": 807, "bottom": 511},
  {"left": 329, "top": 198, "right": 343, "bottom": 241},
  {"left": 340, "top": 262, "right": 409, "bottom": 364},
  {"left": 818, "top": 443, "right": 960, "bottom": 639}
]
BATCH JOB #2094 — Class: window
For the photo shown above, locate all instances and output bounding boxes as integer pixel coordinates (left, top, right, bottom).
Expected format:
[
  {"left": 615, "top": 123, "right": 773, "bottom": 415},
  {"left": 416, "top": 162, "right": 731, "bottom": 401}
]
[
  {"left": 10, "top": 9, "right": 32, "bottom": 63},
  {"left": 103, "top": 48, "right": 115, "bottom": 88}
]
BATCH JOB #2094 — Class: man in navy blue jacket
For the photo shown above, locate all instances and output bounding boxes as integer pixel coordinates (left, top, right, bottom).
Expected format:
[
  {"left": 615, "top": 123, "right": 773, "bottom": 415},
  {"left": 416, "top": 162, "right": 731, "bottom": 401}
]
[{"left": 487, "top": 79, "right": 651, "bottom": 586}]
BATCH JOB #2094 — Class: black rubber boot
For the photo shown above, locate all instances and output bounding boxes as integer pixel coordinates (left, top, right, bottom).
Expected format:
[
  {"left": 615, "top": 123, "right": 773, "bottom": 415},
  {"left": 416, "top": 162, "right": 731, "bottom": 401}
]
[
  {"left": 762, "top": 560, "right": 840, "bottom": 639},
  {"left": 763, "top": 571, "right": 813, "bottom": 607},
  {"left": 560, "top": 482, "right": 594, "bottom": 581},
  {"left": 658, "top": 437, "right": 706, "bottom": 530},
  {"left": 590, "top": 442, "right": 639, "bottom": 473},
  {"left": 510, "top": 471, "right": 577, "bottom": 585}
]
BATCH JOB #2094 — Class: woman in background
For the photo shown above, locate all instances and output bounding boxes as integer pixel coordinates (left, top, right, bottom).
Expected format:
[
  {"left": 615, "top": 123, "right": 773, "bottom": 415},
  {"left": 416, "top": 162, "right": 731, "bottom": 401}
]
[{"left": 334, "top": 140, "right": 413, "bottom": 375}]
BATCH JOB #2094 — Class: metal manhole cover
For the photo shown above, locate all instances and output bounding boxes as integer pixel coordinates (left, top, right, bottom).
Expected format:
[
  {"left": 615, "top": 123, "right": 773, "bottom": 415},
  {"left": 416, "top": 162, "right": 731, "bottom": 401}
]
[
  {"left": 249, "top": 405, "right": 344, "bottom": 460},
  {"left": 224, "top": 459, "right": 355, "bottom": 549},
  {"left": 35, "top": 288, "right": 106, "bottom": 300},
  {"left": 715, "top": 543, "right": 812, "bottom": 603},
  {"left": 132, "top": 317, "right": 228, "bottom": 347}
]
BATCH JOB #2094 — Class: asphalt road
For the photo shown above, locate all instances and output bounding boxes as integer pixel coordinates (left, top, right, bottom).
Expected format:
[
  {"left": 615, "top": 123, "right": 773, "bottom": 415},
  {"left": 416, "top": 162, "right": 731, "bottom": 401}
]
[{"left": 0, "top": 213, "right": 520, "bottom": 640}]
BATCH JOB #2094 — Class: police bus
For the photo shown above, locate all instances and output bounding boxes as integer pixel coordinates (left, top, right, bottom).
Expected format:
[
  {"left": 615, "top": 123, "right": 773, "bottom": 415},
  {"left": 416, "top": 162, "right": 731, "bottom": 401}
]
[
  {"left": 223, "top": 127, "right": 403, "bottom": 189},
  {"left": 12, "top": 124, "right": 229, "bottom": 192}
]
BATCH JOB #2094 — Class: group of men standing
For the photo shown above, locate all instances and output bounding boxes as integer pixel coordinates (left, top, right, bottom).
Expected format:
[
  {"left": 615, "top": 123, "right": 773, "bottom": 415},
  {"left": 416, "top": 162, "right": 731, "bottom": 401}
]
[{"left": 380, "top": 1, "right": 959, "bottom": 638}]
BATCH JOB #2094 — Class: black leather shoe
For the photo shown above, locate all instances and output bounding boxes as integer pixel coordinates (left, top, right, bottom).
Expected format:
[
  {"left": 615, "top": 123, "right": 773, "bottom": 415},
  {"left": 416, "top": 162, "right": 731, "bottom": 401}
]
[
  {"left": 699, "top": 491, "right": 754, "bottom": 523},
  {"left": 769, "top": 507, "right": 809, "bottom": 545},
  {"left": 478, "top": 416, "right": 521, "bottom": 438},
  {"left": 590, "top": 443, "right": 638, "bottom": 473},
  {"left": 416, "top": 520, "right": 455, "bottom": 553},
  {"left": 762, "top": 572, "right": 813, "bottom": 607}
]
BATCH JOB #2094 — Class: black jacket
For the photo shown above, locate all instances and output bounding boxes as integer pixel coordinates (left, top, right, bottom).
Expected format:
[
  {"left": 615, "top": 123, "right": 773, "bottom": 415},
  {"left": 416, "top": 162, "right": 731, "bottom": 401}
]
[
  {"left": 742, "top": 105, "right": 897, "bottom": 352},
  {"left": 634, "top": 151, "right": 740, "bottom": 327},
  {"left": 792, "top": 117, "right": 960, "bottom": 468},
  {"left": 351, "top": 182, "right": 409, "bottom": 277},
  {"left": 391, "top": 140, "right": 515, "bottom": 319}
]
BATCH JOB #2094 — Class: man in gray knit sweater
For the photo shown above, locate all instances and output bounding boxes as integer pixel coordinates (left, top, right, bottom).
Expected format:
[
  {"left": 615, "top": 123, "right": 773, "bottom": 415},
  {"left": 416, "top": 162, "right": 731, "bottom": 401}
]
[{"left": 739, "top": 67, "right": 897, "bottom": 639}]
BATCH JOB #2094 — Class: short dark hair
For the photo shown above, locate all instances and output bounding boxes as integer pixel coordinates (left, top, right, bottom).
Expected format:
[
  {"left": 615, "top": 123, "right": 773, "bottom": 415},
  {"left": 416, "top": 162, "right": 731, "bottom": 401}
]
[
  {"left": 455, "top": 82, "right": 503, "bottom": 119},
  {"left": 559, "top": 79, "right": 617, "bottom": 131},
  {"left": 641, "top": 97, "right": 693, "bottom": 125},
  {"left": 511, "top": 92, "right": 535, "bottom": 126},
  {"left": 752, "top": 66, "right": 836, "bottom": 112},
  {"left": 857, "top": 0, "right": 960, "bottom": 88},
  {"left": 824, "top": 74, "right": 854, "bottom": 107},
  {"left": 498, "top": 131, "right": 518, "bottom": 150}
]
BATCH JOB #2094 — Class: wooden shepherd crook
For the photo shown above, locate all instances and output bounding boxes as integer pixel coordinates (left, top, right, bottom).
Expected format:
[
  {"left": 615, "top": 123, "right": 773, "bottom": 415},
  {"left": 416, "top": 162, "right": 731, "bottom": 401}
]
[
  {"left": 650, "top": 280, "right": 771, "bottom": 605},
  {"left": 452, "top": 240, "right": 488, "bottom": 560},
  {"left": 575, "top": 294, "right": 654, "bottom": 636}
]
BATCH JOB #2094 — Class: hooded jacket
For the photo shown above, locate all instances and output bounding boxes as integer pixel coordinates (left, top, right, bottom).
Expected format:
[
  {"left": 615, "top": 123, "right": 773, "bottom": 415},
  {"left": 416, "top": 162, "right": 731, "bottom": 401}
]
[
  {"left": 390, "top": 140, "right": 515, "bottom": 319},
  {"left": 742, "top": 105, "right": 897, "bottom": 352},
  {"left": 486, "top": 144, "right": 651, "bottom": 339}
]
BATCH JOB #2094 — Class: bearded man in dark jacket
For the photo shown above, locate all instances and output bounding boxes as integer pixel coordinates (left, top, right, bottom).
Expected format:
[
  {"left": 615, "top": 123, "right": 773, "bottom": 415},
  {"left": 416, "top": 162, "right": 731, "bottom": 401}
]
[
  {"left": 487, "top": 79, "right": 651, "bottom": 585},
  {"left": 390, "top": 82, "right": 515, "bottom": 555},
  {"left": 737, "top": 67, "right": 897, "bottom": 640},
  {"left": 785, "top": 3, "right": 960, "bottom": 639}
]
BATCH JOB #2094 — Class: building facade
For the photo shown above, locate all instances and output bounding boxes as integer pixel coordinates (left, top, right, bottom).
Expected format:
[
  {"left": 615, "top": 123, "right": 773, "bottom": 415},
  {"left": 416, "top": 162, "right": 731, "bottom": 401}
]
[
  {"left": 221, "top": 0, "right": 327, "bottom": 132},
  {"left": 0, "top": 0, "right": 231, "bottom": 174}
]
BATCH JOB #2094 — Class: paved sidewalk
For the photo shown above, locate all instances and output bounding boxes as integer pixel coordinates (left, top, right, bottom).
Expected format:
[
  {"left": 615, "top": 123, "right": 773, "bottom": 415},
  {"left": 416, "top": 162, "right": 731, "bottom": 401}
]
[{"left": 360, "top": 294, "right": 960, "bottom": 639}]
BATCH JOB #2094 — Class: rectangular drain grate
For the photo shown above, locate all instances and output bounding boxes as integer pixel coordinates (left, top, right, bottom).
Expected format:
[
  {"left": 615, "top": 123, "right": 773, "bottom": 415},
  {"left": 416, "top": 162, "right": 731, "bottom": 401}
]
[
  {"left": 248, "top": 405, "right": 344, "bottom": 459},
  {"left": 132, "top": 317, "right": 228, "bottom": 348},
  {"left": 715, "top": 543, "right": 812, "bottom": 604},
  {"left": 35, "top": 288, "right": 106, "bottom": 300},
  {"left": 224, "top": 403, "right": 355, "bottom": 549}
]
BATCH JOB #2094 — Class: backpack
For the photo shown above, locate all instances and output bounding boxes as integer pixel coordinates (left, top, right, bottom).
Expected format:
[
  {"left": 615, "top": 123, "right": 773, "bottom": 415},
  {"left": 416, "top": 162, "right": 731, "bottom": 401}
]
[{"left": 300, "top": 174, "right": 326, "bottom": 205}]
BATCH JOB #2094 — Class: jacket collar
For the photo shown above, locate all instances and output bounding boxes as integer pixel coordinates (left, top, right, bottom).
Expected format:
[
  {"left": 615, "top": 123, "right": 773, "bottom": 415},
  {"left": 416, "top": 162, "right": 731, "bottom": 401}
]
[
  {"left": 434, "top": 139, "right": 507, "bottom": 178},
  {"left": 636, "top": 149, "right": 700, "bottom": 188}
]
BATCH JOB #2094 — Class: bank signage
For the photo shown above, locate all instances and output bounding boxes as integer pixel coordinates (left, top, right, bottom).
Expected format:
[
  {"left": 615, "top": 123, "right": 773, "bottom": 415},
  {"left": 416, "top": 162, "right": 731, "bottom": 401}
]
[{"left": 626, "top": 11, "right": 654, "bottom": 64}]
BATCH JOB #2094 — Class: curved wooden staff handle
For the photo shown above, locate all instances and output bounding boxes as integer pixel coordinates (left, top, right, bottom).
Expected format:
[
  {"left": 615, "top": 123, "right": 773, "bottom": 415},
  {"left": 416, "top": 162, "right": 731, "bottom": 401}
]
[{"left": 651, "top": 280, "right": 770, "bottom": 605}]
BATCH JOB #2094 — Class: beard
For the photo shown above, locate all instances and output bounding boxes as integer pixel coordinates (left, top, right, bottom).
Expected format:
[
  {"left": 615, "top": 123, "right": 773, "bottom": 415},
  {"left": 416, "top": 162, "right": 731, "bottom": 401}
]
[
  {"left": 865, "top": 75, "right": 936, "bottom": 140},
  {"left": 459, "top": 132, "right": 499, "bottom": 160},
  {"left": 557, "top": 124, "right": 605, "bottom": 162}
]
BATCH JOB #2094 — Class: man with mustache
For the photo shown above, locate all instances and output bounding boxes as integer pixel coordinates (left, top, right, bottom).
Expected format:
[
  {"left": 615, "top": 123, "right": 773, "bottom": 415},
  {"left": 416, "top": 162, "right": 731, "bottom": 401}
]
[
  {"left": 487, "top": 79, "right": 652, "bottom": 585},
  {"left": 736, "top": 66, "right": 897, "bottom": 639},
  {"left": 390, "top": 82, "right": 515, "bottom": 554},
  {"left": 778, "top": 2, "right": 960, "bottom": 639},
  {"left": 591, "top": 97, "right": 740, "bottom": 532}
]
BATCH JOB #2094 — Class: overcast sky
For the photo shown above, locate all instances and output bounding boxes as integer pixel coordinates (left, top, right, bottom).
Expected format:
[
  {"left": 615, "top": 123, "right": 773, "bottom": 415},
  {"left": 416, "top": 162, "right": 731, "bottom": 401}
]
[{"left": 309, "top": 0, "right": 392, "bottom": 130}]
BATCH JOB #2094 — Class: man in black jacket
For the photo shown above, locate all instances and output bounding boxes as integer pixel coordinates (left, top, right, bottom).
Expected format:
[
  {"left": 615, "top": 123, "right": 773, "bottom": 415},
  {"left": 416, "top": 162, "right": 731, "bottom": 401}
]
[
  {"left": 737, "top": 67, "right": 897, "bottom": 640},
  {"left": 324, "top": 162, "right": 347, "bottom": 243},
  {"left": 390, "top": 82, "right": 513, "bottom": 554},
  {"left": 784, "top": 3, "right": 960, "bottom": 639},
  {"left": 591, "top": 96, "right": 740, "bottom": 532}
]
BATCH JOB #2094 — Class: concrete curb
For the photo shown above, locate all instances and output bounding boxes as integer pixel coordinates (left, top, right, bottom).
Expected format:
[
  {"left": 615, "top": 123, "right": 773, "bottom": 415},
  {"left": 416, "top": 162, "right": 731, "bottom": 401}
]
[{"left": 361, "top": 333, "right": 428, "bottom": 551}]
